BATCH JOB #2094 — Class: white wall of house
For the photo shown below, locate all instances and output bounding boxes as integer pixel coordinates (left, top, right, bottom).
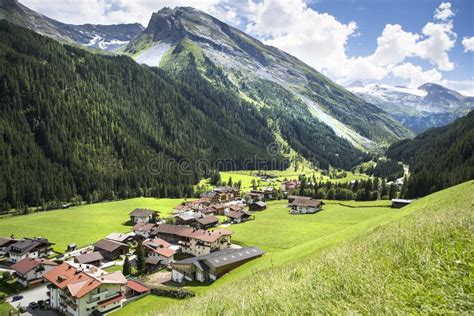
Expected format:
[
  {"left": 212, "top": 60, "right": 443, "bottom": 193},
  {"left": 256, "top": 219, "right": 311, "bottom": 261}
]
[
  {"left": 16, "top": 265, "right": 56, "bottom": 287},
  {"left": 172, "top": 270, "right": 184, "bottom": 283}
]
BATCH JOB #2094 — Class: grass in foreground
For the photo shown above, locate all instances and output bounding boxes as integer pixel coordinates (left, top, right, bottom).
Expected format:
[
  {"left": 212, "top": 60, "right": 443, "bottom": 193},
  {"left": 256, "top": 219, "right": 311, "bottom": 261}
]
[
  {"left": 0, "top": 198, "right": 187, "bottom": 252},
  {"left": 165, "top": 181, "right": 473, "bottom": 314}
]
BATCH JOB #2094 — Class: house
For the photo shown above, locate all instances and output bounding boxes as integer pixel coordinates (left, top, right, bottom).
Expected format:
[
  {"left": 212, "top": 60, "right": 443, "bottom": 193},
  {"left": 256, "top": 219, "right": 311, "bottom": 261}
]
[
  {"left": 0, "top": 237, "right": 18, "bottom": 256},
  {"left": 44, "top": 263, "right": 127, "bottom": 316},
  {"left": 248, "top": 191, "right": 265, "bottom": 202},
  {"left": 5, "top": 238, "right": 54, "bottom": 263},
  {"left": 249, "top": 201, "right": 266, "bottom": 211},
  {"left": 209, "top": 204, "right": 227, "bottom": 216},
  {"left": 172, "top": 247, "right": 265, "bottom": 283},
  {"left": 200, "top": 207, "right": 216, "bottom": 216},
  {"left": 174, "top": 211, "right": 203, "bottom": 226},
  {"left": 201, "top": 187, "right": 240, "bottom": 203},
  {"left": 11, "top": 258, "right": 57, "bottom": 287},
  {"left": 129, "top": 209, "right": 158, "bottom": 224},
  {"left": 226, "top": 210, "right": 252, "bottom": 224},
  {"left": 94, "top": 239, "right": 129, "bottom": 261},
  {"left": 143, "top": 238, "right": 176, "bottom": 267},
  {"left": 155, "top": 224, "right": 233, "bottom": 256},
  {"left": 133, "top": 223, "right": 158, "bottom": 239},
  {"left": 281, "top": 180, "right": 301, "bottom": 192},
  {"left": 105, "top": 233, "right": 134, "bottom": 245},
  {"left": 287, "top": 195, "right": 312, "bottom": 205},
  {"left": 391, "top": 199, "right": 412, "bottom": 208},
  {"left": 173, "top": 204, "right": 190, "bottom": 214},
  {"left": 125, "top": 279, "right": 150, "bottom": 298},
  {"left": 289, "top": 198, "right": 323, "bottom": 214},
  {"left": 196, "top": 216, "right": 219, "bottom": 229},
  {"left": 74, "top": 252, "right": 104, "bottom": 267}
]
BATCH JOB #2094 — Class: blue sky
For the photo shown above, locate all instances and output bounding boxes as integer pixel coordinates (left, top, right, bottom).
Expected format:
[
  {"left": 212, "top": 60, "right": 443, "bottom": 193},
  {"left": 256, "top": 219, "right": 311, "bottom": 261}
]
[{"left": 21, "top": 0, "right": 474, "bottom": 94}]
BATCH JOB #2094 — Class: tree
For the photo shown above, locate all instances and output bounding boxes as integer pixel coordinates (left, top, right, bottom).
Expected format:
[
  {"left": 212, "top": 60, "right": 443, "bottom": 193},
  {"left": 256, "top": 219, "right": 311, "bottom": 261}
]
[
  {"left": 388, "top": 184, "right": 397, "bottom": 200},
  {"left": 399, "top": 175, "right": 408, "bottom": 198},
  {"left": 227, "top": 176, "right": 233, "bottom": 187},
  {"left": 136, "top": 241, "right": 146, "bottom": 275},
  {"left": 122, "top": 256, "right": 131, "bottom": 276}
]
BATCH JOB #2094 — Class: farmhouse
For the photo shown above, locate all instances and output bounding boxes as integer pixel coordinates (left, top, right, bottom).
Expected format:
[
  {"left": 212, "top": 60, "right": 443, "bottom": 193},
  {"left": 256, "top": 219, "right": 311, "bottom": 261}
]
[
  {"left": 0, "top": 237, "right": 18, "bottom": 256},
  {"left": 289, "top": 198, "right": 323, "bottom": 214},
  {"left": 209, "top": 204, "right": 226, "bottom": 215},
  {"left": 133, "top": 223, "right": 158, "bottom": 239},
  {"left": 226, "top": 210, "right": 252, "bottom": 224},
  {"left": 94, "top": 239, "right": 129, "bottom": 261},
  {"left": 171, "top": 247, "right": 265, "bottom": 283},
  {"left": 249, "top": 201, "right": 267, "bottom": 211},
  {"left": 44, "top": 263, "right": 127, "bottom": 316},
  {"left": 11, "top": 257, "right": 57, "bottom": 287},
  {"left": 155, "top": 224, "right": 233, "bottom": 256},
  {"left": 5, "top": 237, "right": 53, "bottom": 263},
  {"left": 391, "top": 199, "right": 413, "bottom": 208},
  {"left": 287, "top": 195, "right": 312, "bottom": 205},
  {"left": 174, "top": 211, "right": 203, "bottom": 226},
  {"left": 143, "top": 238, "right": 176, "bottom": 267},
  {"left": 201, "top": 187, "right": 240, "bottom": 203},
  {"left": 281, "top": 180, "right": 301, "bottom": 192},
  {"left": 129, "top": 208, "right": 158, "bottom": 224},
  {"left": 196, "top": 216, "right": 219, "bottom": 229},
  {"left": 74, "top": 252, "right": 104, "bottom": 267}
]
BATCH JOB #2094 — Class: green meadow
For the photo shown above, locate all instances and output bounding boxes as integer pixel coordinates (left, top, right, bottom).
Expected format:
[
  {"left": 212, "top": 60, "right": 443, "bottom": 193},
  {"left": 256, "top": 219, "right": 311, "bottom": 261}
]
[
  {"left": 116, "top": 181, "right": 473, "bottom": 315},
  {"left": 0, "top": 198, "right": 187, "bottom": 252}
]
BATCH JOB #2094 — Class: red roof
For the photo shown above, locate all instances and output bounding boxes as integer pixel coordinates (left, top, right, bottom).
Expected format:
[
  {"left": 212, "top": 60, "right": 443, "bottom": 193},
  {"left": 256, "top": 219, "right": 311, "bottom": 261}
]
[
  {"left": 126, "top": 280, "right": 150, "bottom": 293},
  {"left": 11, "top": 258, "right": 57, "bottom": 274},
  {"left": 155, "top": 247, "right": 176, "bottom": 258}
]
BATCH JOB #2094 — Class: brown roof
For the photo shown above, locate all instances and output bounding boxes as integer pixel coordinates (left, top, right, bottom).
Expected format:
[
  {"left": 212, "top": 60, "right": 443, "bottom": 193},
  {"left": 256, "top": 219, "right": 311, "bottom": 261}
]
[
  {"left": 74, "top": 252, "right": 104, "bottom": 264},
  {"left": 156, "top": 224, "right": 232, "bottom": 243},
  {"left": 155, "top": 247, "right": 176, "bottom": 258},
  {"left": 126, "top": 280, "right": 150, "bottom": 293},
  {"left": 143, "top": 238, "right": 172, "bottom": 249},
  {"left": 201, "top": 208, "right": 215, "bottom": 214},
  {"left": 226, "top": 210, "right": 250, "bottom": 219},
  {"left": 197, "top": 216, "right": 218, "bottom": 226},
  {"left": 130, "top": 209, "right": 157, "bottom": 217},
  {"left": 133, "top": 223, "right": 156, "bottom": 233},
  {"left": 94, "top": 239, "right": 129, "bottom": 253},
  {"left": 11, "top": 258, "right": 57, "bottom": 274},
  {"left": 290, "top": 199, "right": 322, "bottom": 208},
  {"left": 0, "top": 237, "right": 17, "bottom": 248},
  {"left": 99, "top": 294, "right": 124, "bottom": 307}
]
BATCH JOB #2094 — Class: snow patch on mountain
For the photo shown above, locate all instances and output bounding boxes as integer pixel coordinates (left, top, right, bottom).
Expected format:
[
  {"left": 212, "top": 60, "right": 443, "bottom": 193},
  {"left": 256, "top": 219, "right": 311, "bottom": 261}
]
[{"left": 135, "top": 42, "right": 172, "bottom": 67}]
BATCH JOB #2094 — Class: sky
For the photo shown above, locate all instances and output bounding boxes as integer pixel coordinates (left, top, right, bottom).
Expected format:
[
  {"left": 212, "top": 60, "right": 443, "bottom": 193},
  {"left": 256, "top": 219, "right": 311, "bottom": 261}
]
[{"left": 20, "top": 0, "right": 474, "bottom": 95}]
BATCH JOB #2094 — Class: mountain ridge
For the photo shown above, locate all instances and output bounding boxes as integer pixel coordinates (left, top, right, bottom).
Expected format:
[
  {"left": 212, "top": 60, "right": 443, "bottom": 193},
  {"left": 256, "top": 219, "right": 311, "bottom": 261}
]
[{"left": 127, "top": 7, "right": 414, "bottom": 150}]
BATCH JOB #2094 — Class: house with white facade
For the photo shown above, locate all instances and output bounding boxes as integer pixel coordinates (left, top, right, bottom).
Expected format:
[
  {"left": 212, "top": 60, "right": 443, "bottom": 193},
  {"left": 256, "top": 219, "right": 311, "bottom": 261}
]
[
  {"left": 5, "top": 238, "right": 53, "bottom": 263},
  {"left": 11, "top": 257, "right": 57, "bottom": 287},
  {"left": 143, "top": 238, "right": 176, "bottom": 267},
  {"left": 44, "top": 262, "right": 127, "bottom": 316},
  {"left": 289, "top": 197, "right": 323, "bottom": 214}
]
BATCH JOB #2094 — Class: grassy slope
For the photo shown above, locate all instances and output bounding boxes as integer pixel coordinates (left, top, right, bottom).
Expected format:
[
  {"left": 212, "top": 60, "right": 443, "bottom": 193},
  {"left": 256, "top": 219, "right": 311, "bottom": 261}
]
[
  {"left": 0, "top": 198, "right": 187, "bottom": 252},
  {"left": 164, "top": 180, "right": 473, "bottom": 314}
]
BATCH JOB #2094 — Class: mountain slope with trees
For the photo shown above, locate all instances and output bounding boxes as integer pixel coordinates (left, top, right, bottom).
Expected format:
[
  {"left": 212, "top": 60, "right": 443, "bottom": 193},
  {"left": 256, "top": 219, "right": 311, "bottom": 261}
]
[
  {"left": 0, "top": 20, "right": 291, "bottom": 211},
  {"left": 387, "top": 110, "right": 474, "bottom": 198}
]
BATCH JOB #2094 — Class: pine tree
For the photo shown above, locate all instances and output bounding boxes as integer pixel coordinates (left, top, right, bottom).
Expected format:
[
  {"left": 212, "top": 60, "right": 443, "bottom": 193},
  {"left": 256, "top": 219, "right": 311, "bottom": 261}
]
[
  {"left": 123, "top": 256, "right": 131, "bottom": 276},
  {"left": 399, "top": 175, "right": 408, "bottom": 198},
  {"left": 136, "top": 241, "right": 146, "bottom": 275}
]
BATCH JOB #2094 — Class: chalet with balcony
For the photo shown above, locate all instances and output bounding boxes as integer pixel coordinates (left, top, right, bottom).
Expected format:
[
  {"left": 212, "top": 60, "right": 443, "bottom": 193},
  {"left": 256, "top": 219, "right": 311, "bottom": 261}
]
[
  {"left": 11, "top": 257, "right": 57, "bottom": 287},
  {"left": 143, "top": 238, "right": 176, "bottom": 267},
  {"left": 5, "top": 237, "right": 53, "bottom": 263},
  {"left": 129, "top": 209, "right": 158, "bottom": 224},
  {"left": 0, "top": 237, "right": 18, "bottom": 256},
  {"left": 289, "top": 197, "right": 324, "bottom": 214},
  {"left": 201, "top": 187, "right": 240, "bottom": 203},
  {"left": 225, "top": 210, "right": 252, "bottom": 224},
  {"left": 155, "top": 224, "right": 233, "bottom": 256},
  {"left": 44, "top": 263, "right": 127, "bottom": 316}
]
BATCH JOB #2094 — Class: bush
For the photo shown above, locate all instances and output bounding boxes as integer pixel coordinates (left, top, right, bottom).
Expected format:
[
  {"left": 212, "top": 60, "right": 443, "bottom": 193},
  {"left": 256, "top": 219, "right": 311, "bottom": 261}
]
[{"left": 151, "top": 286, "right": 195, "bottom": 299}]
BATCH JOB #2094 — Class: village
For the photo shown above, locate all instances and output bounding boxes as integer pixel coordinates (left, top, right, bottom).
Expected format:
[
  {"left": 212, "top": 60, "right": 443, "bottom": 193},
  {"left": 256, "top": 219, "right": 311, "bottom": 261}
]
[
  {"left": 0, "top": 180, "right": 341, "bottom": 316},
  {"left": 0, "top": 174, "right": 413, "bottom": 316}
]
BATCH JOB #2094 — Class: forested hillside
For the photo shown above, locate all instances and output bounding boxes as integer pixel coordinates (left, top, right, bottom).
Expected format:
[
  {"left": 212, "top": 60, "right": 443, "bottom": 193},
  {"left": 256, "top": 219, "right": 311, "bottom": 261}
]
[
  {"left": 0, "top": 20, "right": 290, "bottom": 211},
  {"left": 387, "top": 111, "right": 474, "bottom": 198}
]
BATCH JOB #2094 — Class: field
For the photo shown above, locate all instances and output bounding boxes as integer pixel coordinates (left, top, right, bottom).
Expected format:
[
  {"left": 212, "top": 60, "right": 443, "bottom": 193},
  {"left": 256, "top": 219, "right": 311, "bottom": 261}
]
[
  {"left": 0, "top": 198, "right": 187, "bottom": 252},
  {"left": 165, "top": 180, "right": 474, "bottom": 314},
  {"left": 198, "top": 168, "right": 369, "bottom": 192}
]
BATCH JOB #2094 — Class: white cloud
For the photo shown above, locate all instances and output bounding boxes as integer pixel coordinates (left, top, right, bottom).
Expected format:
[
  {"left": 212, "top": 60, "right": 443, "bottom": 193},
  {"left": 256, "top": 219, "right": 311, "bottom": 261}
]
[
  {"left": 442, "top": 80, "right": 474, "bottom": 96},
  {"left": 416, "top": 21, "right": 456, "bottom": 71},
  {"left": 434, "top": 2, "right": 454, "bottom": 21},
  {"left": 392, "top": 62, "right": 443, "bottom": 88},
  {"left": 462, "top": 36, "right": 474, "bottom": 52}
]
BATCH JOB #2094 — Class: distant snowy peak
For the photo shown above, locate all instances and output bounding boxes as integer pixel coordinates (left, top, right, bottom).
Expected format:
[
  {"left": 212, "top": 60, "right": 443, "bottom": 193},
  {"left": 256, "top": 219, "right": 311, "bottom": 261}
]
[
  {"left": 348, "top": 82, "right": 474, "bottom": 133},
  {"left": 0, "top": 0, "right": 143, "bottom": 51}
]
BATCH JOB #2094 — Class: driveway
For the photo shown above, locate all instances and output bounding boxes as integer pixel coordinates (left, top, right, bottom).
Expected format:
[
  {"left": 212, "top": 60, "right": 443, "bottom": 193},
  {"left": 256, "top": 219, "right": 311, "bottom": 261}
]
[{"left": 6, "top": 284, "right": 57, "bottom": 315}]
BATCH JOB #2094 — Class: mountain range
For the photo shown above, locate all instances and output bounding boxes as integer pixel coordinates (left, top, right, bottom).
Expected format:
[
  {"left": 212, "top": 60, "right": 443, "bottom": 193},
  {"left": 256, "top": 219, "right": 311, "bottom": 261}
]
[
  {"left": 348, "top": 82, "right": 474, "bottom": 133},
  {"left": 0, "top": 0, "right": 144, "bottom": 50}
]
